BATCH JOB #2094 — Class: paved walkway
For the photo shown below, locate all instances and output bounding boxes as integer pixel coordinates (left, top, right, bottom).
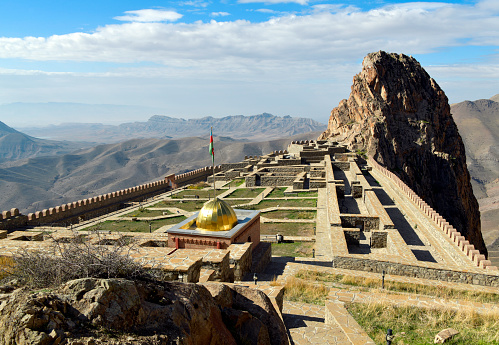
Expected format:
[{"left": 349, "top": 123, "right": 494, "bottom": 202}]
[
  {"left": 314, "top": 188, "right": 333, "bottom": 261},
  {"left": 283, "top": 301, "right": 350, "bottom": 345}
]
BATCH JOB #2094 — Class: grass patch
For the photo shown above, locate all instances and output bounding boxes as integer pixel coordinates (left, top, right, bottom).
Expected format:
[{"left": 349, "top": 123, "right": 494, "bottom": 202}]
[
  {"left": 348, "top": 302, "right": 499, "bottom": 345},
  {"left": 221, "top": 198, "right": 253, "bottom": 206},
  {"left": 272, "top": 242, "right": 314, "bottom": 257},
  {"left": 171, "top": 189, "right": 220, "bottom": 199},
  {"left": 295, "top": 270, "right": 499, "bottom": 304},
  {"left": 283, "top": 276, "right": 328, "bottom": 305},
  {"left": 268, "top": 187, "right": 318, "bottom": 198},
  {"left": 262, "top": 210, "right": 316, "bottom": 220},
  {"left": 187, "top": 181, "right": 210, "bottom": 189},
  {"left": 225, "top": 178, "right": 245, "bottom": 188},
  {"left": 238, "top": 199, "right": 316, "bottom": 210},
  {"left": 261, "top": 222, "right": 315, "bottom": 236},
  {"left": 226, "top": 188, "right": 265, "bottom": 199},
  {"left": 120, "top": 208, "right": 171, "bottom": 218},
  {"left": 85, "top": 216, "right": 186, "bottom": 233},
  {"left": 151, "top": 200, "right": 207, "bottom": 212}
]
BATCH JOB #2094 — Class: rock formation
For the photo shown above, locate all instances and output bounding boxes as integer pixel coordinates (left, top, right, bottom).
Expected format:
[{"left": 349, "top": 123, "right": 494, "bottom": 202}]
[
  {"left": 0, "top": 278, "right": 289, "bottom": 345},
  {"left": 319, "top": 51, "right": 487, "bottom": 255}
]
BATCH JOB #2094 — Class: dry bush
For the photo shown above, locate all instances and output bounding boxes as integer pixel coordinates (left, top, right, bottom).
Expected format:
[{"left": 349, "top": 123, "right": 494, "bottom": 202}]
[{"left": 11, "top": 232, "right": 148, "bottom": 288}]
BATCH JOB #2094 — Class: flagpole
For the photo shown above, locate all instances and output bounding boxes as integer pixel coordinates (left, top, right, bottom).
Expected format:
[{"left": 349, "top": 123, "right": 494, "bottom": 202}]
[{"left": 211, "top": 127, "right": 216, "bottom": 200}]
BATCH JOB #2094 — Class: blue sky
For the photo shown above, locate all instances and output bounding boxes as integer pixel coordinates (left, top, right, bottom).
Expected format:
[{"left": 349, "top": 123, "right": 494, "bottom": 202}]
[{"left": 0, "top": 0, "right": 498, "bottom": 127}]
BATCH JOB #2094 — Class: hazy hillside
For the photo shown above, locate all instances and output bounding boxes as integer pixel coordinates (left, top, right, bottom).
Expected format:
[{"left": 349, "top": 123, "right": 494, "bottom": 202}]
[
  {"left": 18, "top": 113, "right": 326, "bottom": 143},
  {"left": 0, "top": 131, "right": 322, "bottom": 214},
  {"left": 0, "top": 121, "right": 94, "bottom": 163},
  {"left": 451, "top": 95, "right": 499, "bottom": 257}
]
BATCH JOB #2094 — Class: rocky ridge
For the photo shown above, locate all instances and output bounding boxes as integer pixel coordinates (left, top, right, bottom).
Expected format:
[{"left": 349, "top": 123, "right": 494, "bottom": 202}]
[
  {"left": 318, "top": 51, "right": 486, "bottom": 255},
  {"left": 0, "top": 278, "right": 288, "bottom": 345}
]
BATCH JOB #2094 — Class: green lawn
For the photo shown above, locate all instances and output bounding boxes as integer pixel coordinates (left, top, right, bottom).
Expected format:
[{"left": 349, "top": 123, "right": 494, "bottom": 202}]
[
  {"left": 226, "top": 188, "right": 265, "bottom": 198},
  {"left": 262, "top": 210, "right": 316, "bottom": 220},
  {"left": 271, "top": 242, "right": 314, "bottom": 257},
  {"left": 268, "top": 187, "right": 318, "bottom": 198},
  {"left": 221, "top": 198, "right": 253, "bottom": 206},
  {"left": 150, "top": 200, "right": 208, "bottom": 212},
  {"left": 120, "top": 208, "right": 171, "bottom": 218},
  {"left": 84, "top": 216, "right": 186, "bottom": 233},
  {"left": 170, "top": 189, "right": 220, "bottom": 199},
  {"left": 261, "top": 222, "right": 315, "bottom": 236},
  {"left": 239, "top": 199, "right": 316, "bottom": 210}
]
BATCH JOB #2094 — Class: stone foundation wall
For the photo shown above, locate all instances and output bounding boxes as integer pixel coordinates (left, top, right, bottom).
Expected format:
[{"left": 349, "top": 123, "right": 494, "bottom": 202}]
[
  {"left": 333, "top": 256, "right": 499, "bottom": 287},
  {"left": 370, "top": 231, "right": 387, "bottom": 248}
]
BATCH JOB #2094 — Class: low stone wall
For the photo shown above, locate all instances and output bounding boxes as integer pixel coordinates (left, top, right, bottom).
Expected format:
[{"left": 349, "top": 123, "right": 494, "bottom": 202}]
[
  {"left": 333, "top": 255, "right": 499, "bottom": 287},
  {"left": 340, "top": 215, "right": 380, "bottom": 232},
  {"left": 0, "top": 179, "right": 171, "bottom": 229}
]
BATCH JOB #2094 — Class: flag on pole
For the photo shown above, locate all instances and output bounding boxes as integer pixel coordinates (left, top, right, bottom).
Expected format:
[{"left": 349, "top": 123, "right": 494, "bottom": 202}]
[{"left": 209, "top": 128, "right": 214, "bottom": 164}]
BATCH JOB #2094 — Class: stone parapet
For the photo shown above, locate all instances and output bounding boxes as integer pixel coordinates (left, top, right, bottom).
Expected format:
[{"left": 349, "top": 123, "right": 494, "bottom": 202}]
[{"left": 368, "top": 157, "right": 490, "bottom": 270}]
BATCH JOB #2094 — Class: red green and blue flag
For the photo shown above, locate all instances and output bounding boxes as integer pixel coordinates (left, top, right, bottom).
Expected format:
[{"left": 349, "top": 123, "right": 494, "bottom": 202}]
[{"left": 209, "top": 128, "right": 214, "bottom": 164}]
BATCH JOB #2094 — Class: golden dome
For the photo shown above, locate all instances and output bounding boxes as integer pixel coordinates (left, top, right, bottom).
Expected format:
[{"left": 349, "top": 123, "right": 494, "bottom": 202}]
[{"left": 196, "top": 197, "right": 238, "bottom": 231}]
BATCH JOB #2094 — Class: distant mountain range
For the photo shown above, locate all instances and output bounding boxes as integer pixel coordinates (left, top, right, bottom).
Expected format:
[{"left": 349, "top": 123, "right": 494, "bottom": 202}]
[
  {"left": 18, "top": 113, "right": 326, "bottom": 143},
  {"left": 451, "top": 94, "right": 499, "bottom": 254},
  {"left": 0, "top": 121, "right": 94, "bottom": 164}
]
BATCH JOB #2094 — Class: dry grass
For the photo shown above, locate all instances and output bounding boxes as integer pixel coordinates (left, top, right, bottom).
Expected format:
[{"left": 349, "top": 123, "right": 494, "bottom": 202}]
[
  {"left": 295, "top": 270, "right": 499, "bottom": 304},
  {"left": 270, "top": 275, "right": 281, "bottom": 286},
  {"left": 0, "top": 256, "right": 14, "bottom": 280},
  {"left": 283, "top": 276, "right": 329, "bottom": 305},
  {"left": 348, "top": 301, "right": 499, "bottom": 344}
]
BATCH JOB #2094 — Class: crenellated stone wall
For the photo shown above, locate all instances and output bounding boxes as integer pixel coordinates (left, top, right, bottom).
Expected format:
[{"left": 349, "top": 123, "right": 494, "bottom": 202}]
[{"left": 368, "top": 157, "right": 496, "bottom": 270}]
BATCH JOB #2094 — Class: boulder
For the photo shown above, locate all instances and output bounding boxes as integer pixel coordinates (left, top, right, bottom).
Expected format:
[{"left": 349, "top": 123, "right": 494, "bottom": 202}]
[{"left": 434, "top": 328, "right": 459, "bottom": 343}]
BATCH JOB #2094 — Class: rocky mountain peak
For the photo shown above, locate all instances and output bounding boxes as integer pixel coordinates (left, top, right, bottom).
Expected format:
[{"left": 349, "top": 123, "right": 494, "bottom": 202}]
[{"left": 319, "top": 50, "right": 487, "bottom": 255}]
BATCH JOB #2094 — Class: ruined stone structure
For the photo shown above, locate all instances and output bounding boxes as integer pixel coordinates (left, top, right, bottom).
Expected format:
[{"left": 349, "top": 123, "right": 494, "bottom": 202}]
[{"left": 0, "top": 139, "right": 496, "bottom": 288}]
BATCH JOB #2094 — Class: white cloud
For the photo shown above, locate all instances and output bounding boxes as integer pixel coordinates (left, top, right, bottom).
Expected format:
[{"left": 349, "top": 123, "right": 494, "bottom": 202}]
[
  {"left": 178, "top": 0, "right": 210, "bottom": 8},
  {"left": 114, "top": 9, "right": 182, "bottom": 22},
  {"left": 238, "top": 0, "right": 309, "bottom": 4},
  {"left": 211, "top": 12, "right": 230, "bottom": 17},
  {"left": 1, "top": 1, "right": 499, "bottom": 124},
  {"left": 1, "top": 1, "right": 497, "bottom": 66}
]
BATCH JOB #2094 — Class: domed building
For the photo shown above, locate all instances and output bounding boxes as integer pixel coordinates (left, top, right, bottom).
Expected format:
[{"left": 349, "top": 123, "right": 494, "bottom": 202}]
[{"left": 167, "top": 197, "right": 260, "bottom": 250}]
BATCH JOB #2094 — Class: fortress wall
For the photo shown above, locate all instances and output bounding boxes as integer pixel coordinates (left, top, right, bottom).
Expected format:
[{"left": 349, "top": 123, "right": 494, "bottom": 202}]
[
  {"left": 0, "top": 179, "right": 171, "bottom": 229},
  {"left": 174, "top": 165, "right": 222, "bottom": 186},
  {"left": 368, "top": 157, "right": 496, "bottom": 270}
]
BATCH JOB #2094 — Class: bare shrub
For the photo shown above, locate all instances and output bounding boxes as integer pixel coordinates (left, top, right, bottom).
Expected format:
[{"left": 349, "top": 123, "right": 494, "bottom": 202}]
[{"left": 11, "top": 232, "right": 147, "bottom": 288}]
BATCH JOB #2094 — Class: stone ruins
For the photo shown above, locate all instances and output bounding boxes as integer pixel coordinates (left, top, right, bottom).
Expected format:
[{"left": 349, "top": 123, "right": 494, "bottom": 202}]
[{"left": 0, "top": 139, "right": 496, "bottom": 288}]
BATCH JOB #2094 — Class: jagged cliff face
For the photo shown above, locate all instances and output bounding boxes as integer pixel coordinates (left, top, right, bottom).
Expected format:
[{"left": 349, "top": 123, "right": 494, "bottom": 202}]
[{"left": 319, "top": 51, "right": 486, "bottom": 255}]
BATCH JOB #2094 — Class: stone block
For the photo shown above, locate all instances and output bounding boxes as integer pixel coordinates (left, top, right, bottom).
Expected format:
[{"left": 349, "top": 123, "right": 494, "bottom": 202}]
[
  {"left": 479, "top": 260, "right": 492, "bottom": 269},
  {"left": 370, "top": 231, "right": 388, "bottom": 248}
]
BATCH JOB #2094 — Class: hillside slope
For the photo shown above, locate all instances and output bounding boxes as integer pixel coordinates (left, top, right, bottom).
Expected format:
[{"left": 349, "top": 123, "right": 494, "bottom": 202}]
[
  {"left": 0, "top": 131, "right": 321, "bottom": 214},
  {"left": 0, "top": 121, "right": 93, "bottom": 163},
  {"left": 451, "top": 96, "right": 499, "bottom": 262}
]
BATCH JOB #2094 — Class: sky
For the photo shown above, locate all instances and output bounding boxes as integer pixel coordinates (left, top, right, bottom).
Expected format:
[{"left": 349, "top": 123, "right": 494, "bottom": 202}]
[{"left": 0, "top": 0, "right": 498, "bottom": 127}]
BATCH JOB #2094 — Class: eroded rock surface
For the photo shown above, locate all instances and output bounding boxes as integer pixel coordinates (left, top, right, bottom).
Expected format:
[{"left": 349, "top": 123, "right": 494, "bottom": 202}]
[
  {"left": 319, "top": 51, "right": 486, "bottom": 254},
  {"left": 0, "top": 278, "right": 287, "bottom": 345}
]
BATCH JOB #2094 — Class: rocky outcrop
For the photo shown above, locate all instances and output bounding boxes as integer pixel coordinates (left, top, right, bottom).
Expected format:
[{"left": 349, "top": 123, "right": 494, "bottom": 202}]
[
  {"left": 0, "top": 278, "right": 288, "bottom": 345},
  {"left": 319, "top": 51, "right": 486, "bottom": 255}
]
